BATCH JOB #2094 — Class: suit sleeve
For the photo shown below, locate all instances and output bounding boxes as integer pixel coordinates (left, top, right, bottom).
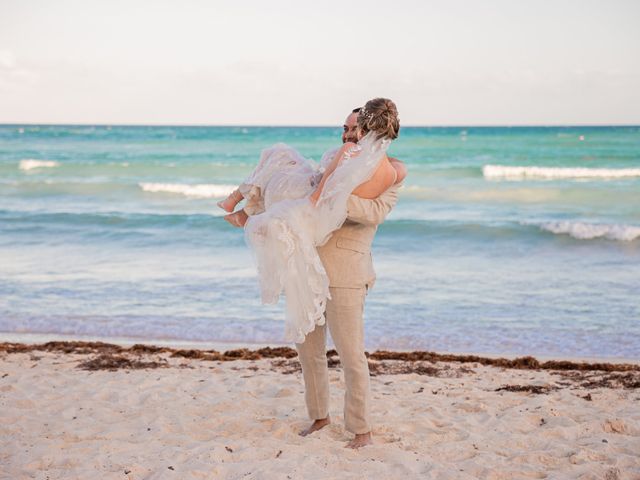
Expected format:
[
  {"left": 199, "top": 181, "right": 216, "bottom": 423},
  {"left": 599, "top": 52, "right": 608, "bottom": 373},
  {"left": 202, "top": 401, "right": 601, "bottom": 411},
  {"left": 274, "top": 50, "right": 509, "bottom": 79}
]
[{"left": 346, "top": 184, "right": 400, "bottom": 226}]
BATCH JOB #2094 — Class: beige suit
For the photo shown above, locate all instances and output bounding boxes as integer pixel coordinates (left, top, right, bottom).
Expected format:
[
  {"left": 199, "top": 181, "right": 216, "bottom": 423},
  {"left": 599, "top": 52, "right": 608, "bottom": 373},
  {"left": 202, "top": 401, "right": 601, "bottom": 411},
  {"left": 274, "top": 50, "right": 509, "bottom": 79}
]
[{"left": 294, "top": 183, "right": 400, "bottom": 434}]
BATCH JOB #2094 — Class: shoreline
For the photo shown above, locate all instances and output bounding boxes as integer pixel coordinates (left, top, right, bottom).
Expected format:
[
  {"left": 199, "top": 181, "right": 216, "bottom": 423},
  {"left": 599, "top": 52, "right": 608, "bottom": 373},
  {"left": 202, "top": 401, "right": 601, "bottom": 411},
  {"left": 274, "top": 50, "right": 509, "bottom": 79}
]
[{"left": 1, "top": 330, "right": 638, "bottom": 367}]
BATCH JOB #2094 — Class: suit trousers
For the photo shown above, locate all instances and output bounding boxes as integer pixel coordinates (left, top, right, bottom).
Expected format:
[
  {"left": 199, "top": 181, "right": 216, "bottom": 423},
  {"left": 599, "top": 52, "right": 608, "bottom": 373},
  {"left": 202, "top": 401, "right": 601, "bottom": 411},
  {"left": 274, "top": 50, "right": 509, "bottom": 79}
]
[{"left": 294, "top": 285, "right": 372, "bottom": 434}]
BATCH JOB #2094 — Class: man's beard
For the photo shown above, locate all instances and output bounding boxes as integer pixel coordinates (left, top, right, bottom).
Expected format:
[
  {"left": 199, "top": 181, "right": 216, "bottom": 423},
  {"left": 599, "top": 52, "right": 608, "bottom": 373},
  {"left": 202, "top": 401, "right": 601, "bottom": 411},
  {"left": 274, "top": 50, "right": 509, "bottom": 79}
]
[{"left": 343, "top": 131, "right": 358, "bottom": 143}]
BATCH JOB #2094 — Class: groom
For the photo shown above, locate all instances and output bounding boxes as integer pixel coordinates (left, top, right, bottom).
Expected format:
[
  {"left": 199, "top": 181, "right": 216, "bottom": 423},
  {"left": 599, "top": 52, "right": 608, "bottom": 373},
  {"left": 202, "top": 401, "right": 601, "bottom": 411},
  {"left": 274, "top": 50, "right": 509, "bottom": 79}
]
[{"left": 295, "top": 107, "right": 403, "bottom": 449}]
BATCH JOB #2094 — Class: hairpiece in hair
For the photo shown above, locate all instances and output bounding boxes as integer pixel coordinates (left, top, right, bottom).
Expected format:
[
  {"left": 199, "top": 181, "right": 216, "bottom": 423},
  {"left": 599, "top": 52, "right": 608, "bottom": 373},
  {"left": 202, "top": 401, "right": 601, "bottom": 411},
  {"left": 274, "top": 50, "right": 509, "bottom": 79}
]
[{"left": 359, "top": 106, "right": 373, "bottom": 122}]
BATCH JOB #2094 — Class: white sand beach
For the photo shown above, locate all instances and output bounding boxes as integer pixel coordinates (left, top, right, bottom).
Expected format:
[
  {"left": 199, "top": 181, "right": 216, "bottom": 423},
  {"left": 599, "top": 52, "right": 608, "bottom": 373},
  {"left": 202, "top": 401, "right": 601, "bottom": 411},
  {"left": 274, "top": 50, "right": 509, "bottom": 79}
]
[{"left": 1, "top": 340, "right": 639, "bottom": 480}]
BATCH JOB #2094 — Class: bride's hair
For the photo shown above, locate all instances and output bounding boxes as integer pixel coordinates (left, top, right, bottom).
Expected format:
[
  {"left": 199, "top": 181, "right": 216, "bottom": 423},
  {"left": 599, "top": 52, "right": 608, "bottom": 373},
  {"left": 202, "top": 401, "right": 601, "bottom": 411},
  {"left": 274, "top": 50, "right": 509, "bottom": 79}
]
[{"left": 357, "top": 98, "right": 400, "bottom": 141}]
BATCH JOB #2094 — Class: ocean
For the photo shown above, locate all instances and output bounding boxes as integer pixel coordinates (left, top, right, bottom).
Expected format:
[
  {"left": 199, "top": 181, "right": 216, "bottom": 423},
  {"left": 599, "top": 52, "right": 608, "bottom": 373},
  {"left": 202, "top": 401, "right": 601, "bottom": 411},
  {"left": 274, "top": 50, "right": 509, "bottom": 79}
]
[{"left": 1, "top": 125, "right": 638, "bottom": 359}]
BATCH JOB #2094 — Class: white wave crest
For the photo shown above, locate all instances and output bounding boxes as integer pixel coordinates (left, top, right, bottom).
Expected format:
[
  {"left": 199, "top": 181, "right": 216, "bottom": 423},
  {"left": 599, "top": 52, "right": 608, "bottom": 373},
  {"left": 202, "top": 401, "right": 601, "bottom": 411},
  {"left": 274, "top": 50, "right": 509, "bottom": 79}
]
[
  {"left": 19, "top": 159, "right": 60, "bottom": 171},
  {"left": 138, "top": 182, "right": 237, "bottom": 198},
  {"left": 524, "top": 221, "right": 640, "bottom": 241},
  {"left": 483, "top": 165, "right": 640, "bottom": 180}
]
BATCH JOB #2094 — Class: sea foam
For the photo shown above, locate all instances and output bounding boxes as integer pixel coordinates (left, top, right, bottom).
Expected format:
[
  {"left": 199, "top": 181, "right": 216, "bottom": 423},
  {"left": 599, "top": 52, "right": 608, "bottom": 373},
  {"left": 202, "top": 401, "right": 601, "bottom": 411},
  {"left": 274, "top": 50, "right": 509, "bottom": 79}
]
[
  {"left": 19, "top": 159, "right": 60, "bottom": 171},
  {"left": 138, "top": 182, "right": 237, "bottom": 198},
  {"left": 483, "top": 165, "right": 640, "bottom": 180},
  {"left": 523, "top": 221, "right": 640, "bottom": 241}
]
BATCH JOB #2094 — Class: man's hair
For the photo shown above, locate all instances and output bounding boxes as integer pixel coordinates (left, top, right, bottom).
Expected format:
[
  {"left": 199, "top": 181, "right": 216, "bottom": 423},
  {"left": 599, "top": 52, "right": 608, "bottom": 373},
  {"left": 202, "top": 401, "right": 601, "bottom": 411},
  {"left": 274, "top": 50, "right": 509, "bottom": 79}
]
[{"left": 352, "top": 107, "right": 361, "bottom": 113}]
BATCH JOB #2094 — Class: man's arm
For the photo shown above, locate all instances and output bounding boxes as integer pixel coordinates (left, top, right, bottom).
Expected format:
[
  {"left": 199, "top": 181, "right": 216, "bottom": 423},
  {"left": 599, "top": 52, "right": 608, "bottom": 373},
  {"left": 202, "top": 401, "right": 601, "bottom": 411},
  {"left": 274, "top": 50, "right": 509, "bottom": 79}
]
[{"left": 346, "top": 183, "right": 400, "bottom": 226}]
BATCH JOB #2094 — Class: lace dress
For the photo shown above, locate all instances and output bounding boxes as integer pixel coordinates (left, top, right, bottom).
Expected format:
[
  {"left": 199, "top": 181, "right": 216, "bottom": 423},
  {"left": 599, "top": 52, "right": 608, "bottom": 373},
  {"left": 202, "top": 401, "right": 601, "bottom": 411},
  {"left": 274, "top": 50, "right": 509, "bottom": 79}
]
[
  {"left": 237, "top": 143, "right": 321, "bottom": 215},
  {"left": 240, "top": 133, "right": 391, "bottom": 343}
]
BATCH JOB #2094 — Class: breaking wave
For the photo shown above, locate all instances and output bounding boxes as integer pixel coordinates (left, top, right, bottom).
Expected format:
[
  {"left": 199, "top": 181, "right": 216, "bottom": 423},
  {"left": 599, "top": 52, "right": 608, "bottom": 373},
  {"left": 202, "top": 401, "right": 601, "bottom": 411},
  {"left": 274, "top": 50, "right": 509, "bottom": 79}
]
[
  {"left": 483, "top": 165, "right": 640, "bottom": 180},
  {"left": 19, "top": 159, "right": 60, "bottom": 171},
  {"left": 523, "top": 220, "right": 640, "bottom": 241},
  {"left": 138, "top": 182, "right": 237, "bottom": 198}
]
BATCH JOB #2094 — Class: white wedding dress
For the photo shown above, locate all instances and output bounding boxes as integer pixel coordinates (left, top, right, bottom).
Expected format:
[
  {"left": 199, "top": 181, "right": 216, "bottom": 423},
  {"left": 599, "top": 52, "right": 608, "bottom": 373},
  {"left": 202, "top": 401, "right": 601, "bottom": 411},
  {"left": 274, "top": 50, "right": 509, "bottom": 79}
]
[{"left": 240, "top": 132, "right": 391, "bottom": 343}]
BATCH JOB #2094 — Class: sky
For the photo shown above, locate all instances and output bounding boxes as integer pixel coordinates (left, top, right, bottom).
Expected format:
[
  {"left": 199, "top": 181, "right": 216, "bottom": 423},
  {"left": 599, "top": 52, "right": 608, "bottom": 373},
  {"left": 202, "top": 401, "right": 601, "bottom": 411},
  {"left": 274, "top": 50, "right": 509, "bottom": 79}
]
[{"left": 1, "top": 0, "right": 639, "bottom": 126}]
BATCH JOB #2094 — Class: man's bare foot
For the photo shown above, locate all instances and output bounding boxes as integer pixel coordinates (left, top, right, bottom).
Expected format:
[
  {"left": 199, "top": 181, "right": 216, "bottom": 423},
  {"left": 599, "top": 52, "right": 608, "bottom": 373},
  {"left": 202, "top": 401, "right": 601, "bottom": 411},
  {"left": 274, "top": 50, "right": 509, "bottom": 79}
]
[
  {"left": 217, "top": 189, "right": 243, "bottom": 213},
  {"left": 223, "top": 209, "right": 248, "bottom": 227},
  {"left": 299, "top": 416, "right": 331, "bottom": 436},
  {"left": 345, "top": 431, "right": 373, "bottom": 449}
]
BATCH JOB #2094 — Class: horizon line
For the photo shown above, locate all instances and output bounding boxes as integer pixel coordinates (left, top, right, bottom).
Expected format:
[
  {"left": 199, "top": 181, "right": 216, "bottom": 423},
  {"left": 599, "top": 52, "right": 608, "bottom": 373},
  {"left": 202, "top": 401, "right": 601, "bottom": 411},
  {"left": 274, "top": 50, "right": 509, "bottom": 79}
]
[{"left": 1, "top": 122, "right": 639, "bottom": 128}]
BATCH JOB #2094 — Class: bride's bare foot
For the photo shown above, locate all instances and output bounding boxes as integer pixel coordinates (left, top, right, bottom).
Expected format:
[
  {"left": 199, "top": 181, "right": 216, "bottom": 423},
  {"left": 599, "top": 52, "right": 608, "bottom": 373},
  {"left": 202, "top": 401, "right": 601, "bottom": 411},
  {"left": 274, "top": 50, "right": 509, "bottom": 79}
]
[
  {"left": 217, "top": 189, "right": 243, "bottom": 213},
  {"left": 345, "top": 431, "right": 373, "bottom": 449},
  {"left": 223, "top": 209, "right": 248, "bottom": 227},
  {"left": 299, "top": 416, "right": 331, "bottom": 436}
]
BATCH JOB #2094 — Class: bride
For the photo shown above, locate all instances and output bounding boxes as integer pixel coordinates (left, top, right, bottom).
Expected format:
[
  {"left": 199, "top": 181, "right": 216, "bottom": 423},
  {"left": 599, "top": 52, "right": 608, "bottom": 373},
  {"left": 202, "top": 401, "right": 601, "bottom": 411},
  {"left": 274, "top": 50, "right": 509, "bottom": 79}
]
[{"left": 217, "top": 98, "right": 405, "bottom": 343}]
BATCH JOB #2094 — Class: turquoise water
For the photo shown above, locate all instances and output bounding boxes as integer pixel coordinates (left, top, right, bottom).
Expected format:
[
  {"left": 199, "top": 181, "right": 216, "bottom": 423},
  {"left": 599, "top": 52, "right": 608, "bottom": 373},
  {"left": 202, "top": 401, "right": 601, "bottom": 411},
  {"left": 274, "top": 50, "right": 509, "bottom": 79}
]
[{"left": 1, "top": 125, "right": 639, "bottom": 358}]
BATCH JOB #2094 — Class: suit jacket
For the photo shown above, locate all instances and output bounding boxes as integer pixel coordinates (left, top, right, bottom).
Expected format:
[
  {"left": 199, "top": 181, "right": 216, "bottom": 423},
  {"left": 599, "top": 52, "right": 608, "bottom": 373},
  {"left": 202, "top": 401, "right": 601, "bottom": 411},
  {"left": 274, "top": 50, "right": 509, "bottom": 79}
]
[{"left": 317, "top": 183, "right": 400, "bottom": 290}]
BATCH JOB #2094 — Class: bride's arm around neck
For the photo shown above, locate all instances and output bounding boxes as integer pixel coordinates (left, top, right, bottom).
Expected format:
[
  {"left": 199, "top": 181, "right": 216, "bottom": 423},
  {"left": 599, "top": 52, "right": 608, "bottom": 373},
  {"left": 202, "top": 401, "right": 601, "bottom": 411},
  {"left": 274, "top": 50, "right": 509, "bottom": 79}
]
[{"left": 309, "top": 142, "right": 356, "bottom": 205}]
